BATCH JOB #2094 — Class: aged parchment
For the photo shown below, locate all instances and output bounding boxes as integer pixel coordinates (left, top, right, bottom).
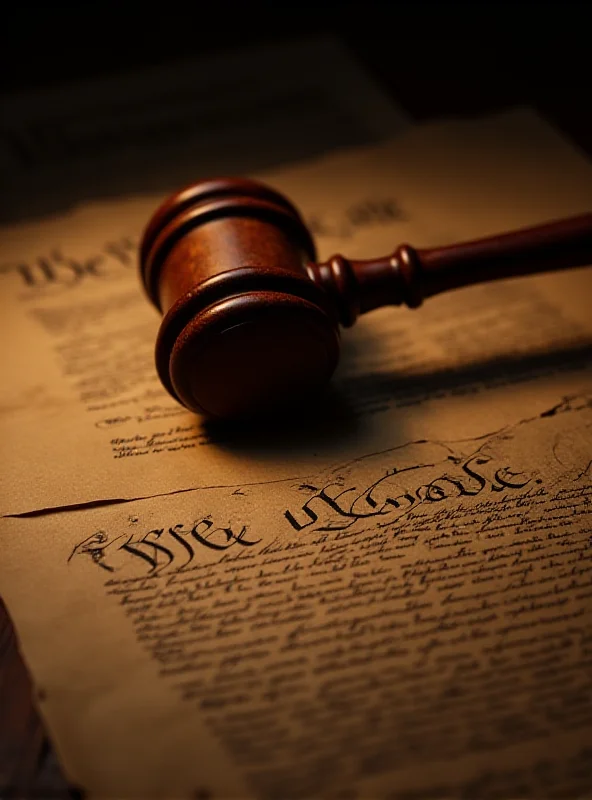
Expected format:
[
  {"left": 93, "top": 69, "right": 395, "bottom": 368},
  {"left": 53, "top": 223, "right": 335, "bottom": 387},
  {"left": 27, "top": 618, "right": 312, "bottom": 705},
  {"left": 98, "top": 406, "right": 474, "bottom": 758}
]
[
  {"left": 0, "top": 111, "right": 592, "bottom": 797},
  {"left": 1, "top": 109, "right": 591, "bottom": 516},
  {"left": 1, "top": 393, "right": 591, "bottom": 797}
]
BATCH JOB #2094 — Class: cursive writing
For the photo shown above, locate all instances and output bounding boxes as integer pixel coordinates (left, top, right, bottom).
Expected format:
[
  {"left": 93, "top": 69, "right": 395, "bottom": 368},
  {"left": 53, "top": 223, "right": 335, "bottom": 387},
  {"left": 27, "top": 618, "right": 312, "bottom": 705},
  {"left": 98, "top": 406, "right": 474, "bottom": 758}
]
[
  {"left": 68, "top": 517, "right": 260, "bottom": 574},
  {"left": 0, "top": 237, "right": 138, "bottom": 294},
  {"left": 285, "top": 451, "right": 532, "bottom": 533}
]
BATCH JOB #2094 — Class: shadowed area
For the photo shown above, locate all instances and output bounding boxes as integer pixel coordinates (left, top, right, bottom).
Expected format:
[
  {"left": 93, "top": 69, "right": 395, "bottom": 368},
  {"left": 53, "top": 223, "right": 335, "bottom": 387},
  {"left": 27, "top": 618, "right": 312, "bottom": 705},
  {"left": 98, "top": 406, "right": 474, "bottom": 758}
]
[{"left": 202, "top": 340, "right": 592, "bottom": 455}]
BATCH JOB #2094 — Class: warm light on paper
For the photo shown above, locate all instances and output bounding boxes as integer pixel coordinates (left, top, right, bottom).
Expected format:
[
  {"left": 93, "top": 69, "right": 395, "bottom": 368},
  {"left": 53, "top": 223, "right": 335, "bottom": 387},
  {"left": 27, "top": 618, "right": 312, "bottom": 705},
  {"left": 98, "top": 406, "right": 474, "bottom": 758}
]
[{"left": 0, "top": 110, "right": 591, "bottom": 798}]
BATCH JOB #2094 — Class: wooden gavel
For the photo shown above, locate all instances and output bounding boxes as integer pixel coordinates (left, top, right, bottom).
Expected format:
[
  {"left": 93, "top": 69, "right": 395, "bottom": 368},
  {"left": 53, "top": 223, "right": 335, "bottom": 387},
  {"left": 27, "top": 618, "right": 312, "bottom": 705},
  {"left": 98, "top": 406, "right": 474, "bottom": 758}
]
[{"left": 139, "top": 178, "right": 592, "bottom": 419}]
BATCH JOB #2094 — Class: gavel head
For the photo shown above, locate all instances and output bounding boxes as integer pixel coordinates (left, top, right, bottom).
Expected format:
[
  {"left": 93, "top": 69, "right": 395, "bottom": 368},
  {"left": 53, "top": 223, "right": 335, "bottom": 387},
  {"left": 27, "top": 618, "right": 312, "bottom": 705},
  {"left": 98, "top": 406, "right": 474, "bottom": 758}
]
[{"left": 139, "top": 178, "right": 340, "bottom": 419}]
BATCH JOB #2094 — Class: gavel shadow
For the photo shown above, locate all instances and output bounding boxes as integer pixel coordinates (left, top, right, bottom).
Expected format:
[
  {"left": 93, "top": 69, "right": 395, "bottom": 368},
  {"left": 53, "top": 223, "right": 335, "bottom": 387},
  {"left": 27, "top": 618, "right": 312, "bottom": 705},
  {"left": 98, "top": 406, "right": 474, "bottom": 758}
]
[
  {"left": 203, "top": 340, "right": 592, "bottom": 458},
  {"left": 340, "top": 339, "right": 592, "bottom": 410},
  {"left": 203, "top": 384, "right": 366, "bottom": 455}
]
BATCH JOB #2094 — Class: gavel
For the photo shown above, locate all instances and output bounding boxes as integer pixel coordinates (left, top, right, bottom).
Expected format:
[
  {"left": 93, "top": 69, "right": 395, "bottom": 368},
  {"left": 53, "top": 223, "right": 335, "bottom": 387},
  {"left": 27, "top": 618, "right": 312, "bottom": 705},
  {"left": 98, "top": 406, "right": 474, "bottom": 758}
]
[{"left": 139, "top": 178, "right": 592, "bottom": 419}]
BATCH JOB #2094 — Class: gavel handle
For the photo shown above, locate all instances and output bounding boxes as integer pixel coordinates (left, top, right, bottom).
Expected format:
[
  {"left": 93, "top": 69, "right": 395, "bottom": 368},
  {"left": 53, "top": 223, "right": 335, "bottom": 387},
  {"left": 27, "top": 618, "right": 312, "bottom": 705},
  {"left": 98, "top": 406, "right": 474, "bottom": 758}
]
[{"left": 312, "top": 213, "right": 592, "bottom": 326}]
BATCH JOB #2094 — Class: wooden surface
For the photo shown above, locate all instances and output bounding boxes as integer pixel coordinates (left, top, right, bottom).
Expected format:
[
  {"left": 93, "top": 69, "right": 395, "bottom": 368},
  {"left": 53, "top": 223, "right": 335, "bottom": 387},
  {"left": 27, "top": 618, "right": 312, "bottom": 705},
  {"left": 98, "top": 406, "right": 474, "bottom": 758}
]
[
  {"left": 0, "top": 599, "right": 69, "bottom": 797},
  {"left": 144, "top": 174, "right": 592, "bottom": 418},
  {"left": 142, "top": 177, "right": 337, "bottom": 418},
  {"left": 1, "top": 5, "right": 592, "bottom": 793}
]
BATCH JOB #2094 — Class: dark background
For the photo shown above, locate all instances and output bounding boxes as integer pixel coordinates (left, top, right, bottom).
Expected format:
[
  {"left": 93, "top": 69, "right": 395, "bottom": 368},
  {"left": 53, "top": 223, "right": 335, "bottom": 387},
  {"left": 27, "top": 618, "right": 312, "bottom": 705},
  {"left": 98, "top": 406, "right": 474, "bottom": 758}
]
[
  {"left": 1, "top": 0, "right": 591, "bottom": 151},
  {"left": 1, "top": 0, "right": 591, "bottom": 795}
]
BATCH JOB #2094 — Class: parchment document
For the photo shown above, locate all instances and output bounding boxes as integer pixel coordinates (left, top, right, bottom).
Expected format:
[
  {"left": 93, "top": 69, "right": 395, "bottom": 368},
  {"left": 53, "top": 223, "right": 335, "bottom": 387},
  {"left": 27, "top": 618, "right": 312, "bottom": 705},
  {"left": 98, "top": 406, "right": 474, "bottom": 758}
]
[
  {"left": 1, "top": 111, "right": 591, "bottom": 797},
  {"left": 1, "top": 110, "right": 591, "bottom": 516}
]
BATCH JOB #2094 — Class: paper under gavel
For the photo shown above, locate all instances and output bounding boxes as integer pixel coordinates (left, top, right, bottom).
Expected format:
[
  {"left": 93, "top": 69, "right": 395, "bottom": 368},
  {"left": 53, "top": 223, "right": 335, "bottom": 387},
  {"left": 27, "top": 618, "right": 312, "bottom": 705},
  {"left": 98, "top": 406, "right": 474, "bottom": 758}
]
[{"left": 139, "top": 178, "right": 592, "bottom": 419}]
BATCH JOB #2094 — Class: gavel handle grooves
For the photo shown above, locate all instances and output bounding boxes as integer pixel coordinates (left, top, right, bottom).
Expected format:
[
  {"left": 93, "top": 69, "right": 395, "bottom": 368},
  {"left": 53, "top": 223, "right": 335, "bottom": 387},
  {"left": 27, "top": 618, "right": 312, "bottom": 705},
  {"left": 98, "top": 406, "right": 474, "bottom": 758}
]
[{"left": 309, "top": 213, "right": 592, "bottom": 327}]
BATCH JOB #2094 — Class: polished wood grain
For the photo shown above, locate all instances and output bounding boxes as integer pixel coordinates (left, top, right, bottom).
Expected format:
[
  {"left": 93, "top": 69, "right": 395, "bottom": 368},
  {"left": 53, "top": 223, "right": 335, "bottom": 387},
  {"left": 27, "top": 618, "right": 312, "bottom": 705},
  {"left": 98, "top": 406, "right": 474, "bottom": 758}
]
[
  {"left": 140, "top": 177, "right": 592, "bottom": 419},
  {"left": 311, "top": 213, "right": 592, "bottom": 322},
  {"left": 0, "top": 599, "right": 69, "bottom": 797}
]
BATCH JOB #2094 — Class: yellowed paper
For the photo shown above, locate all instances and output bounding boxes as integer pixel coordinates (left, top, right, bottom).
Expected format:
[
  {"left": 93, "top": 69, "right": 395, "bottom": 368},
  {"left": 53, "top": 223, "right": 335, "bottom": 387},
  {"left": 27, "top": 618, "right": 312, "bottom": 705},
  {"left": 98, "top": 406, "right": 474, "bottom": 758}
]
[
  {"left": 1, "top": 111, "right": 592, "bottom": 797},
  {"left": 1, "top": 392, "right": 591, "bottom": 797},
  {"left": 1, "top": 109, "right": 591, "bottom": 516}
]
